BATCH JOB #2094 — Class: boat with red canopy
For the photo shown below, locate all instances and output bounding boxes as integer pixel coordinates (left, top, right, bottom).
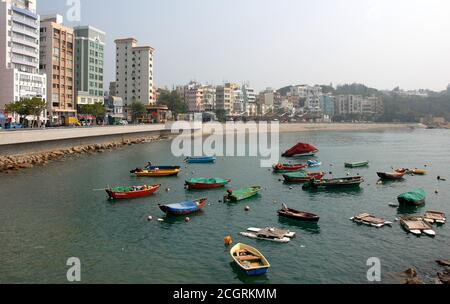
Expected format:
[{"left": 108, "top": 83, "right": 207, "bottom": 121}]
[{"left": 282, "top": 143, "right": 318, "bottom": 157}]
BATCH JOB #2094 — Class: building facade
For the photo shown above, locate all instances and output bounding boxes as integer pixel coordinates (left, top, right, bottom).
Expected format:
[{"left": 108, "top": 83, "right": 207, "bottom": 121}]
[
  {"left": 0, "top": 0, "right": 46, "bottom": 110},
  {"left": 215, "top": 83, "right": 235, "bottom": 115},
  {"left": 39, "top": 14, "right": 75, "bottom": 123},
  {"left": 319, "top": 95, "right": 335, "bottom": 116},
  {"left": 74, "top": 25, "right": 105, "bottom": 107},
  {"left": 335, "top": 95, "right": 363, "bottom": 115},
  {"left": 114, "top": 38, "right": 155, "bottom": 113}
]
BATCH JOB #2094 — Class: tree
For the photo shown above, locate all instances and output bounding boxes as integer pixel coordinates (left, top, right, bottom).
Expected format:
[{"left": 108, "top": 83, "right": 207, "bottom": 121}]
[
  {"left": 78, "top": 102, "right": 106, "bottom": 124},
  {"left": 5, "top": 97, "right": 47, "bottom": 127},
  {"left": 215, "top": 109, "right": 227, "bottom": 122},
  {"left": 130, "top": 100, "right": 147, "bottom": 123},
  {"left": 158, "top": 91, "right": 187, "bottom": 117}
]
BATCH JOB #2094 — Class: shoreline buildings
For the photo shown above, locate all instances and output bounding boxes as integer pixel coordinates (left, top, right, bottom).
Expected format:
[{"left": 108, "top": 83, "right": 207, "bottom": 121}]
[
  {"left": 114, "top": 37, "right": 155, "bottom": 120},
  {"left": 39, "top": 14, "right": 75, "bottom": 124},
  {"left": 74, "top": 25, "right": 105, "bottom": 110},
  {"left": 0, "top": 0, "right": 47, "bottom": 111}
]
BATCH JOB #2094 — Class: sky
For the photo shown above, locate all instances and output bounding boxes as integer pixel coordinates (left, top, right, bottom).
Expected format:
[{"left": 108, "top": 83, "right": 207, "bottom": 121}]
[{"left": 38, "top": 0, "right": 450, "bottom": 92}]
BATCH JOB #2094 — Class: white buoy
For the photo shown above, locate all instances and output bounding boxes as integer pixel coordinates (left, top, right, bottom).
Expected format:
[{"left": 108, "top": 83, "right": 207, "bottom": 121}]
[
  {"left": 245, "top": 206, "right": 250, "bottom": 211},
  {"left": 147, "top": 216, "right": 153, "bottom": 221},
  {"left": 158, "top": 218, "right": 164, "bottom": 222},
  {"left": 185, "top": 217, "right": 191, "bottom": 222}
]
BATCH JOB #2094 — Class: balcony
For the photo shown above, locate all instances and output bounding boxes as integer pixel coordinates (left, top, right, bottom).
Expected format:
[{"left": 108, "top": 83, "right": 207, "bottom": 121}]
[
  {"left": 12, "top": 14, "right": 38, "bottom": 29},
  {"left": 12, "top": 25, "right": 39, "bottom": 39},
  {"left": 12, "top": 35, "right": 38, "bottom": 48}
]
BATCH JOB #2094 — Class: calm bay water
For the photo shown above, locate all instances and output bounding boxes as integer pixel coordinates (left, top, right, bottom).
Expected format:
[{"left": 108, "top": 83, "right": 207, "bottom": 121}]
[{"left": 1, "top": 129, "right": 449, "bottom": 283}]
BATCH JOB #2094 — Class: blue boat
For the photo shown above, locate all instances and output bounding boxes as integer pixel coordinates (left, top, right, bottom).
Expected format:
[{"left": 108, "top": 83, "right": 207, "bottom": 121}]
[
  {"left": 307, "top": 160, "right": 322, "bottom": 167},
  {"left": 185, "top": 156, "right": 216, "bottom": 164},
  {"left": 159, "top": 198, "right": 207, "bottom": 215}
]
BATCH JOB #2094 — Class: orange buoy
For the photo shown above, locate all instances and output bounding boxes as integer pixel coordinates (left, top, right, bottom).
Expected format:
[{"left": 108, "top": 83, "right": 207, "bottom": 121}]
[{"left": 224, "top": 236, "right": 233, "bottom": 246}]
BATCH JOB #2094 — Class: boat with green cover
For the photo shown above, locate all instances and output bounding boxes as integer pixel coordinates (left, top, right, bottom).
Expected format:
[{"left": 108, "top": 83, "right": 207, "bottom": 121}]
[
  {"left": 397, "top": 189, "right": 426, "bottom": 206},
  {"left": 226, "top": 186, "right": 262, "bottom": 202},
  {"left": 345, "top": 161, "right": 369, "bottom": 168},
  {"left": 185, "top": 178, "right": 231, "bottom": 190}
]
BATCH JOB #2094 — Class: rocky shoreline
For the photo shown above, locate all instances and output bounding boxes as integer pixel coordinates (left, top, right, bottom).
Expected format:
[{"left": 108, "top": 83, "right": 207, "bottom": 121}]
[{"left": 0, "top": 135, "right": 169, "bottom": 174}]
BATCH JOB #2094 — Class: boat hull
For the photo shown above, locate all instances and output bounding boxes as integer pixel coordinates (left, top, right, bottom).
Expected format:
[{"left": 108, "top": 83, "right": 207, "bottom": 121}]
[
  {"left": 106, "top": 184, "right": 161, "bottom": 200},
  {"left": 185, "top": 157, "right": 216, "bottom": 164},
  {"left": 135, "top": 169, "right": 180, "bottom": 177},
  {"left": 397, "top": 197, "right": 425, "bottom": 207},
  {"left": 278, "top": 209, "right": 320, "bottom": 222},
  {"left": 227, "top": 187, "right": 262, "bottom": 202},
  {"left": 345, "top": 162, "right": 369, "bottom": 168},
  {"left": 303, "top": 177, "right": 364, "bottom": 190},
  {"left": 186, "top": 182, "right": 229, "bottom": 190},
  {"left": 377, "top": 172, "right": 405, "bottom": 180},
  {"left": 159, "top": 198, "right": 207, "bottom": 215},
  {"left": 283, "top": 172, "right": 325, "bottom": 183}
]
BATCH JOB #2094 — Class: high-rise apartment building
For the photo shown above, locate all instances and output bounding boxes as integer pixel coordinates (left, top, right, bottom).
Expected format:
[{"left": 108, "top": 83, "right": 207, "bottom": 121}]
[
  {"left": 39, "top": 14, "right": 75, "bottom": 123},
  {"left": 114, "top": 38, "right": 155, "bottom": 112},
  {"left": 74, "top": 25, "right": 105, "bottom": 108},
  {"left": 215, "top": 83, "right": 236, "bottom": 115},
  {"left": 0, "top": 0, "right": 46, "bottom": 109}
]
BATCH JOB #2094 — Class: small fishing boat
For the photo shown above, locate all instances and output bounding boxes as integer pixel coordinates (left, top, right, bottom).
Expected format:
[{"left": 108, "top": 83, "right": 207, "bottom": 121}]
[
  {"left": 395, "top": 168, "right": 427, "bottom": 175},
  {"left": 350, "top": 213, "right": 393, "bottom": 228},
  {"left": 239, "top": 227, "right": 296, "bottom": 243},
  {"left": 282, "top": 143, "right": 319, "bottom": 157},
  {"left": 185, "top": 178, "right": 231, "bottom": 190},
  {"left": 400, "top": 216, "right": 435, "bottom": 237},
  {"left": 282, "top": 171, "right": 326, "bottom": 183},
  {"left": 226, "top": 186, "right": 261, "bottom": 202},
  {"left": 302, "top": 176, "right": 364, "bottom": 190},
  {"left": 424, "top": 211, "right": 446, "bottom": 225},
  {"left": 106, "top": 184, "right": 161, "bottom": 200},
  {"left": 145, "top": 165, "right": 181, "bottom": 171},
  {"left": 272, "top": 163, "right": 307, "bottom": 173},
  {"left": 307, "top": 160, "right": 322, "bottom": 167},
  {"left": 133, "top": 168, "right": 181, "bottom": 177},
  {"left": 377, "top": 171, "right": 406, "bottom": 180},
  {"left": 159, "top": 198, "right": 207, "bottom": 215},
  {"left": 185, "top": 156, "right": 216, "bottom": 164},
  {"left": 397, "top": 189, "right": 426, "bottom": 207},
  {"left": 230, "top": 243, "right": 271, "bottom": 276},
  {"left": 277, "top": 204, "right": 320, "bottom": 222},
  {"left": 345, "top": 161, "right": 369, "bottom": 168}
]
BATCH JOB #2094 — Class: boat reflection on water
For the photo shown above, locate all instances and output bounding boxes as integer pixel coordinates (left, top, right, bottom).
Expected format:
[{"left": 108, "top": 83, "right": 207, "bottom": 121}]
[
  {"left": 229, "top": 262, "right": 270, "bottom": 284},
  {"left": 278, "top": 217, "right": 321, "bottom": 234},
  {"left": 304, "top": 187, "right": 364, "bottom": 198},
  {"left": 158, "top": 212, "right": 206, "bottom": 227},
  {"left": 397, "top": 204, "right": 425, "bottom": 216}
]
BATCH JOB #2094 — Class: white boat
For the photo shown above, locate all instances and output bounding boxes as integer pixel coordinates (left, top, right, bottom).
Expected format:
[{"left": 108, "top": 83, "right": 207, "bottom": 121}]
[
  {"left": 350, "top": 213, "right": 393, "bottom": 228},
  {"left": 239, "top": 227, "right": 296, "bottom": 243},
  {"left": 400, "top": 216, "right": 436, "bottom": 237}
]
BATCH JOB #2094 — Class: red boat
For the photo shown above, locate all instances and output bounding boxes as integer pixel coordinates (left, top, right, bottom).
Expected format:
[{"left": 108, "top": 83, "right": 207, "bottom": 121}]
[
  {"left": 106, "top": 184, "right": 161, "bottom": 200},
  {"left": 282, "top": 143, "right": 318, "bottom": 157},
  {"left": 273, "top": 163, "right": 308, "bottom": 172},
  {"left": 282, "top": 171, "right": 326, "bottom": 183}
]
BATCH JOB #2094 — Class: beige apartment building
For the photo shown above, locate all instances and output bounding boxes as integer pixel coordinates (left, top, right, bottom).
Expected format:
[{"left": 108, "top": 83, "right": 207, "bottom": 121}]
[
  {"left": 39, "top": 14, "right": 75, "bottom": 124},
  {"left": 114, "top": 38, "right": 155, "bottom": 117},
  {"left": 216, "top": 83, "right": 238, "bottom": 115}
]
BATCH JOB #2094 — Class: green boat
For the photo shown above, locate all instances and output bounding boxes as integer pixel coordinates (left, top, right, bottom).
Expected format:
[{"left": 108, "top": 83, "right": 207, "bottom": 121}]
[
  {"left": 185, "top": 178, "right": 231, "bottom": 190},
  {"left": 345, "top": 161, "right": 369, "bottom": 168},
  {"left": 226, "top": 186, "right": 262, "bottom": 202},
  {"left": 397, "top": 189, "right": 426, "bottom": 206}
]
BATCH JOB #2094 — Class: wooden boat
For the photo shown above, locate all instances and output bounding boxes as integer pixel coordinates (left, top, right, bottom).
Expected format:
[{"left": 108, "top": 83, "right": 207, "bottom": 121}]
[
  {"left": 424, "top": 211, "right": 446, "bottom": 225},
  {"left": 395, "top": 168, "right": 427, "bottom": 175},
  {"left": 397, "top": 189, "right": 426, "bottom": 206},
  {"left": 277, "top": 204, "right": 320, "bottom": 222},
  {"left": 230, "top": 243, "right": 271, "bottom": 276},
  {"left": 377, "top": 171, "right": 406, "bottom": 180},
  {"left": 283, "top": 171, "right": 326, "bottom": 183},
  {"left": 302, "top": 176, "right": 364, "bottom": 190},
  {"left": 239, "top": 227, "right": 296, "bottom": 243},
  {"left": 185, "top": 156, "right": 216, "bottom": 164},
  {"left": 185, "top": 178, "right": 231, "bottom": 190},
  {"left": 307, "top": 160, "right": 322, "bottom": 167},
  {"left": 159, "top": 198, "right": 207, "bottom": 215},
  {"left": 272, "top": 163, "right": 307, "bottom": 173},
  {"left": 106, "top": 184, "right": 161, "bottom": 200},
  {"left": 400, "top": 216, "right": 435, "bottom": 237},
  {"left": 145, "top": 165, "right": 181, "bottom": 170},
  {"left": 226, "top": 186, "right": 261, "bottom": 202},
  {"left": 345, "top": 161, "right": 369, "bottom": 168},
  {"left": 133, "top": 168, "right": 181, "bottom": 177},
  {"left": 350, "top": 213, "right": 393, "bottom": 228},
  {"left": 282, "top": 143, "right": 318, "bottom": 157}
]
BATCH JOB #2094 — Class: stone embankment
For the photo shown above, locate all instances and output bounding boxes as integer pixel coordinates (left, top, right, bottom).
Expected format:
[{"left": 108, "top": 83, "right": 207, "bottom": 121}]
[{"left": 0, "top": 135, "right": 166, "bottom": 174}]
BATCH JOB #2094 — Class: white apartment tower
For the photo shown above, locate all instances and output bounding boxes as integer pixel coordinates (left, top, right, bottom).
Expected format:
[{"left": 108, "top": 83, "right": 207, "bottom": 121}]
[
  {"left": 0, "top": 0, "right": 46, "bottom": 109},
  {"left": 114, "top": 38, "right": 154, "bottom": 110}
]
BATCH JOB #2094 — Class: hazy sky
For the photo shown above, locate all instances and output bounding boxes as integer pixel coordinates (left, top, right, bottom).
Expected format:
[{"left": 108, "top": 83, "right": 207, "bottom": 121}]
[{"left": 38, "top": 0, "right": 450, "bottom": 91}]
